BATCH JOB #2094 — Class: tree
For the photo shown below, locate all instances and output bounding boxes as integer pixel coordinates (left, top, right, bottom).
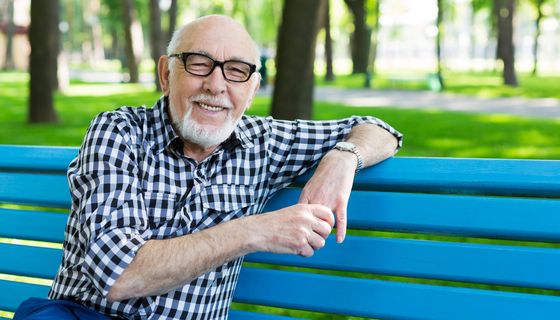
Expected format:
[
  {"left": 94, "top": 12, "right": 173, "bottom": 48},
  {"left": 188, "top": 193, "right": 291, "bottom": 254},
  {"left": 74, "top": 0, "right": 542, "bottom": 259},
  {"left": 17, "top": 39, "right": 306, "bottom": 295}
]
[
  {"left": 366, "top": 0, "right": 381, "bottom": 87},
  {"left": 271, "top": 0, "right": 325, "bottom": 120},
  {"left": 495, "top": 0, "right": 518, "bottom": 86},
  {"left": 3, "top": 0, "right": 15, "bottom": 70},
  {"left": 345, "top": 0, "right": 370, "bottom": 74},
  {"left": 530, "top": 0, "right": 548, "bottom": 75},
  {"left": 28, "top": 0, "right": 60, "bottom": 123},
  {"left": 324, "top": 0, "right": 335, "bottom": 82},
  {"left": 122, "top": 0, "right": 143, "bottom": 83},
  {"left": 149, "top": 0, "right": 164, "bottom": 90},
  {"left": 435, "top": 0, "right": 445, "bottom": 90},
  {"left": 167, "top": 0, "right": 178, "bottom": 44}
]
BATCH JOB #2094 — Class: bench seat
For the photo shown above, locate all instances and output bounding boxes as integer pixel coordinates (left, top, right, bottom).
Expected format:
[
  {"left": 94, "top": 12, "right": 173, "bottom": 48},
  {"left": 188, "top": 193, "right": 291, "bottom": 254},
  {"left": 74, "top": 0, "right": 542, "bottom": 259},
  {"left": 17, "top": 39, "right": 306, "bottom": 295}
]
[{"left": 1, "top": 145, "right": 559, "bottom": 319}]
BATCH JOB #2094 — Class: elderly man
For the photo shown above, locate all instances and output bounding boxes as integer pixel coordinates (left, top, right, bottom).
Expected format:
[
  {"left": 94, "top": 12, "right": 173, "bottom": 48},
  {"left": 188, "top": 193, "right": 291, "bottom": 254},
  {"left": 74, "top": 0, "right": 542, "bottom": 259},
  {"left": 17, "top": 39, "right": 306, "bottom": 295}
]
[{"left": 15, "top": 15, "right": 401, "bottom": 320}]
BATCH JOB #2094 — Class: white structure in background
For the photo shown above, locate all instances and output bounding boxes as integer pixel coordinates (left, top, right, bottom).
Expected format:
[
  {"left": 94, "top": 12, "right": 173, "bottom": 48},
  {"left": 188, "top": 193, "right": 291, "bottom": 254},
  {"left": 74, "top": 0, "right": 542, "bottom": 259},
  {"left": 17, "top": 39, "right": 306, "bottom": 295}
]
[
  {"left": 0, "top": 0, "right": 31, "bottom": 69},
  {"left": 375, "top": 0, "right": 559, "bottom": 73}
]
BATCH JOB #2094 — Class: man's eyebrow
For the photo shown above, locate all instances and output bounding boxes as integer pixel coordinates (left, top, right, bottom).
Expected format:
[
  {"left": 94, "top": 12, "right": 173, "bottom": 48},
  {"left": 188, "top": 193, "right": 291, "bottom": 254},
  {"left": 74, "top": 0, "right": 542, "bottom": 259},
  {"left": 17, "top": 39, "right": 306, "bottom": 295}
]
[{"left": 190, "top": 49, "right": 251, "bottom": 63}]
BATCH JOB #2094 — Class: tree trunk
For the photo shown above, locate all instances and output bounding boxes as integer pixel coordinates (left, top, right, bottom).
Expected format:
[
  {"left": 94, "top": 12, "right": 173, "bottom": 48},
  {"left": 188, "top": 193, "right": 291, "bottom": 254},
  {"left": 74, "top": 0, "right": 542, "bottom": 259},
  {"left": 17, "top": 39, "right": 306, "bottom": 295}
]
[
  {"left": 344, "top": 0, "right": 369, "bottom": 74},
  {"left": 367, "top": 0, "right": 381, "bottom": 87},
  {"left": 532, "top": 0, "right": 544, "bottom": 76},
  {"left": 28, "top": 0, "right": 60, "bottom": 124},
  {"left": 150, "top": 0, "right": 163, "bottom": 91},
  {"left": 167, "top": 0, "right": 178, "bottom": 46},
  {"left": 435, "top": 0, "right": 445, "bottom": 90},
  {"left": 496, "top": 0, "right": 518, "bottom": 86},
  {"left": 324, "top": 0, "right": 335, "bottom": 82},
  {"left": 3, "top": 0, "right": 15, "bottom": 70},
  {"left": 122, "top": 0, "right": 143, "bottom": 83},
  {"left": 271, "top": 0, "right": 325, "bottom": 120},
  {"left": 89, "top": 0, "right": 105, "bottom": 62}
]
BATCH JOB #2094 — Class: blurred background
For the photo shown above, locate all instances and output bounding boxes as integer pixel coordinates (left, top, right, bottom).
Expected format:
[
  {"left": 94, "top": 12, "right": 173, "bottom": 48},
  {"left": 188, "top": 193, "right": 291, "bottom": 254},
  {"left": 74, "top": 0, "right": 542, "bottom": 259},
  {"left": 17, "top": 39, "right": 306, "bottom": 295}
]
[{"left": 0, "top": 0, "right": 559, "bottom": 159}]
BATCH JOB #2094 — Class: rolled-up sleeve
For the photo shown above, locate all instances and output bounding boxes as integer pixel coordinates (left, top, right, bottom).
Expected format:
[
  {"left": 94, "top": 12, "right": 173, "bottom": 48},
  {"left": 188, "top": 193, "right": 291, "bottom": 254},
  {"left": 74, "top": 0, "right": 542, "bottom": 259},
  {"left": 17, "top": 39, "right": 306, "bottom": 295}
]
[
  {"left": 266, "top": 115, "right": 402, "bottom": 193},
  {"left": 68, "top": 112, "right": 151, "bottom": 297}
]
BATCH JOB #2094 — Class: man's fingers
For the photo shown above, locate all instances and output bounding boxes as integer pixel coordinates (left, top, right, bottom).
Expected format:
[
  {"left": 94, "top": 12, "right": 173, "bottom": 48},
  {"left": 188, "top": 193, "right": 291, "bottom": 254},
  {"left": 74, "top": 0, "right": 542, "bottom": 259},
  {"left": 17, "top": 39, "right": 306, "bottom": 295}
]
[
  {"left": 335, "top": 204, "right": 347, "bottom": 243},
  {"left": 309, "top": 204, "right": 335, "bottom": 227},
  {"left": 307, "top": 232, "right": 326, "bottom": 251}
]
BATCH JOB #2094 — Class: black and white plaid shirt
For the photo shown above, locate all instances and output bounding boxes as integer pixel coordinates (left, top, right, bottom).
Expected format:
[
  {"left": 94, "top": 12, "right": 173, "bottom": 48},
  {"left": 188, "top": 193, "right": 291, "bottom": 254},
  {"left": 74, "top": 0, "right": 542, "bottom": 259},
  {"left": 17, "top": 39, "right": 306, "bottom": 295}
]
[{"left": 49, "top": 96, "right": 402, "bottom": 319}]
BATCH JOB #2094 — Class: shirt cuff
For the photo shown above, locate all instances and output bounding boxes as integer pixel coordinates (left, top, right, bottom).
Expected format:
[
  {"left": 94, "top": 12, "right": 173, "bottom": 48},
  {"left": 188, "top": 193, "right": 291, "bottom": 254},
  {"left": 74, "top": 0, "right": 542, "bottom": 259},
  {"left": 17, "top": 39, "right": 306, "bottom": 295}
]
[{"left": 83, "top": 227, "right": 148, "bottom": 297}]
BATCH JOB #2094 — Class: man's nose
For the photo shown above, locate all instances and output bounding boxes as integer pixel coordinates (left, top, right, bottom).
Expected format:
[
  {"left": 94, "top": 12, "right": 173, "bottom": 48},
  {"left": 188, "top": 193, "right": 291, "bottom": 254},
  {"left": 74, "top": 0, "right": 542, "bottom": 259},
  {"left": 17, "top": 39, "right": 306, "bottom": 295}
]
[{"left": 202, "top": 65, "right": 227, "bottom": 95}]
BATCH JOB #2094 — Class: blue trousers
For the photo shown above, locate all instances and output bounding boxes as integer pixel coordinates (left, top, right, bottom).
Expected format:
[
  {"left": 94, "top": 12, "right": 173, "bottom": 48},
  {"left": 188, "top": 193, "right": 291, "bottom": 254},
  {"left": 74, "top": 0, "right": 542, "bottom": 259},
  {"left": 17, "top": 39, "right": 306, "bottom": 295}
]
[{"left": 14, "top": 298, "right": 112, "bottom": 320}]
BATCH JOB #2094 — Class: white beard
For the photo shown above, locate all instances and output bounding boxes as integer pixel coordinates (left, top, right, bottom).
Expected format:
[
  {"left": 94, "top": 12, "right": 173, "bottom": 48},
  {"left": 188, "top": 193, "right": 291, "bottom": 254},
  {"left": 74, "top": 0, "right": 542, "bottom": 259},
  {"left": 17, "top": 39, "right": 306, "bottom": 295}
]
[{"left": 169, "top": 95, "right": 239, "bottom": 148}]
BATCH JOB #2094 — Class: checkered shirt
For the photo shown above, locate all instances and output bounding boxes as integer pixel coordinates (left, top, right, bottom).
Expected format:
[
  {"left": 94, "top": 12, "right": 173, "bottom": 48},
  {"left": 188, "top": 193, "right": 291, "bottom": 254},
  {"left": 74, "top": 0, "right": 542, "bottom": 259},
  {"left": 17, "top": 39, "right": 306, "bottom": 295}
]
[{"left": 48, "top": 96, "right": 402, "bottom": 319}]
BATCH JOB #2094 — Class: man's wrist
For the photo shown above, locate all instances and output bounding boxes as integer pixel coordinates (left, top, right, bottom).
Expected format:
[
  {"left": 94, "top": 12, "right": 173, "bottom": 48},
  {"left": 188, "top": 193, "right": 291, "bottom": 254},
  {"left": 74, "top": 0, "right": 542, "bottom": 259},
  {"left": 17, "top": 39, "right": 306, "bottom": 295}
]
[{"left": 333, "top": 141, "right": 363, "bottom": 173}]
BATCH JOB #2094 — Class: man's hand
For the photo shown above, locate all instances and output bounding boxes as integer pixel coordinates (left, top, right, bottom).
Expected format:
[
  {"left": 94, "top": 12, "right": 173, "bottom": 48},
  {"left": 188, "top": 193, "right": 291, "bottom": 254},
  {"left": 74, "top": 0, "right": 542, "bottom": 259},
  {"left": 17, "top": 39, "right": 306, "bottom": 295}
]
[
  {"left": 298, "top": 150, "right": 356, "bottom": 243},
  {"left": 250, "top": 204, "right": 334, "bottom": 257}
]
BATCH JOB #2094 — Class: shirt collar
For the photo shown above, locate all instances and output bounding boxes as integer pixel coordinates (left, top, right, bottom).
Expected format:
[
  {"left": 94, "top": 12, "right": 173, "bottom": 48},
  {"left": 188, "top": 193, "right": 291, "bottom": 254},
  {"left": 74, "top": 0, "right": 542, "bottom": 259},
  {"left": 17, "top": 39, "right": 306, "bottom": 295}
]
[{"left": 153, "top": 96, "right": 254, "bottom": 154}]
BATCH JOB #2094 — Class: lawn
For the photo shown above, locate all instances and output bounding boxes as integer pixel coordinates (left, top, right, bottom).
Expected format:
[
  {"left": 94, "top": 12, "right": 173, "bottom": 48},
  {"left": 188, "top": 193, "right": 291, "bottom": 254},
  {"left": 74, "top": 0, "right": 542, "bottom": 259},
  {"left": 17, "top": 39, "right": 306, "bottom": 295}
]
[
  {"left": 1, "top": 71, "right": 559, "bottom": 318},
  {"left": 316, "top": 71, "right": 560, "bottom": 100},
  {"left": 1, "top": 72, "right": 559, "bottom": 159}
]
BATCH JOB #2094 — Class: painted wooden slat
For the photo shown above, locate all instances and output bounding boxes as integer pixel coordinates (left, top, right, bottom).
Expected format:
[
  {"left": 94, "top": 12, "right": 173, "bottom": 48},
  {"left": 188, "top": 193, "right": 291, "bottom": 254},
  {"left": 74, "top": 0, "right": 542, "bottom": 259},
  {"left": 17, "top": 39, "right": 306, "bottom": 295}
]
[
  {"left": 265, "top": 188, "right": 560, "bottom": 241},
  {"left": 3, "top": 145, "right": 560, "bottom": 197},
  {"left": 295, "top": 157, "right": 560, "bottom": 197},
  {"left": 0, "top": 172, "right": 71, "bottom": 208},
  {"left": 0, "top": 145, "right": 77, "bottom": 173},
  {"left": 234, "top": 267, "right": 560, "bottom": 320},
  {"left": 246, "top": 236, "right": 560, "bottom": 290},
  {"left": 0, "top": 209, "right": 68, "bottom": 243},
  {"left": 0, "top": 280, "right": 49, "bottom": 312},
  {"left": 0, "top": 244, "right": 62, "bottom": 279}
]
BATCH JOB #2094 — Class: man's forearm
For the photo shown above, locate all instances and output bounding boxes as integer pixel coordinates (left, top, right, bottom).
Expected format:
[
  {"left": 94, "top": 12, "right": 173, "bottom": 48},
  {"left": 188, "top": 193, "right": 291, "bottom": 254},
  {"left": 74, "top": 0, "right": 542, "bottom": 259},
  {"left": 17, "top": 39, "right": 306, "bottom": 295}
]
[
  {"left": 107, "top": 216, "right": 255, "bottom": 301},
  {"left": 345, "top": 123, "right": 399, "bottom": 168},
  {"left": 107, "top": 203, "right": 333, "bottom": 301}
]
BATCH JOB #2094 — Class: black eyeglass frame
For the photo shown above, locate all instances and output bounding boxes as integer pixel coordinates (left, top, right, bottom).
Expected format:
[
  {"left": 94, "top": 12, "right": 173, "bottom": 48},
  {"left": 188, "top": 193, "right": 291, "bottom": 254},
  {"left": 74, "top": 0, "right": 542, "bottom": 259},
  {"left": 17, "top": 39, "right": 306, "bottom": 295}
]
[{"left": 169, "top": 52, "right": 257, "bottom": 83}]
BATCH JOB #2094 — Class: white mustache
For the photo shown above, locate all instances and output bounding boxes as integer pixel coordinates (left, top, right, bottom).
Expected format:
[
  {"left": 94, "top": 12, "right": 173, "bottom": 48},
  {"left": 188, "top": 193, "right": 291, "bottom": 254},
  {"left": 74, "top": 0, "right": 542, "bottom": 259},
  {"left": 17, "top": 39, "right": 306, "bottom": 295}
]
[{"left": 189, "top": 94, "right": 233, "bottom": 109}]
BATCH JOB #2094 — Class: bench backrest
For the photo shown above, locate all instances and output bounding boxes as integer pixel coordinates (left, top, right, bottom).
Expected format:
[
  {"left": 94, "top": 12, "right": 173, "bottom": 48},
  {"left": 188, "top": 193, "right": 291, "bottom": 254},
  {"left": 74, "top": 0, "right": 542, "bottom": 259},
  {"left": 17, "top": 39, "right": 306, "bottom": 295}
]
[{"left": 1, "top": 145, "right": 559, "bottom": 320}]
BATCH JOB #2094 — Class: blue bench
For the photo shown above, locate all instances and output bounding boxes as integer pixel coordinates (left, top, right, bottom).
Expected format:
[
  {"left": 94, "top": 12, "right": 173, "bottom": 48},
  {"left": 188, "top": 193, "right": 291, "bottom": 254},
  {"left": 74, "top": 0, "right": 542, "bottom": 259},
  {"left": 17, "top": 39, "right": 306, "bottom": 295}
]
[{"left": 1, "top": 144, "right": 559, "bottom": 319}]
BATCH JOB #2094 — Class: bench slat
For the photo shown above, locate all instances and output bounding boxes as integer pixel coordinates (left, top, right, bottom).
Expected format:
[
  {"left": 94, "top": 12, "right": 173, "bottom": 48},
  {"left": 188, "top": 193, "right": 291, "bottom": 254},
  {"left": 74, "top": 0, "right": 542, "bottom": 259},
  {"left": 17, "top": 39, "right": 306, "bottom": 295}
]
[
  {"left": 295, "top": 157, "right": 560, "bottom": 197},
  {"left": 3, "top": 232, "right": 558, "bottom": 291},
  {"left": 266, "top": 188, "right": 560, "bottom": 241},
  {"left": 0, "top": 244, "right": 62, "bottom": 279},
  {"left": 0, "top": 145, "right": 76, "bottom": 173},
  {"left": 234, "top": 267, "right": 560, "bottom": 320},
  {"left": 0, "top": 172, "right": 70, "bottom": 208},
  {"left": 0, "top": 280, "right": 49, "bottom": 312},
  {"left": 0, "top": 209, "right": 68, "bottom": 243},
  {"left": 3, "top": 145, "right": 559, "bottom": 198},
  {"left": 247, "top": 236, "right": 560, "bottom": 290}
]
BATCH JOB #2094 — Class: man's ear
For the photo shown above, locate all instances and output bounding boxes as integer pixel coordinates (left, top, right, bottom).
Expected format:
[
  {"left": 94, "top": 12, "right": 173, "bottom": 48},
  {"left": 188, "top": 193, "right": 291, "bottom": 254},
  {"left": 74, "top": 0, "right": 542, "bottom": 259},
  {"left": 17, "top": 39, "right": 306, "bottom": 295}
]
[
  {"left": 245, "top": 75, "right": 261, "bottom": 110},
  {"left": 158, "top": 56, "right": 171, "bottom": 95}
]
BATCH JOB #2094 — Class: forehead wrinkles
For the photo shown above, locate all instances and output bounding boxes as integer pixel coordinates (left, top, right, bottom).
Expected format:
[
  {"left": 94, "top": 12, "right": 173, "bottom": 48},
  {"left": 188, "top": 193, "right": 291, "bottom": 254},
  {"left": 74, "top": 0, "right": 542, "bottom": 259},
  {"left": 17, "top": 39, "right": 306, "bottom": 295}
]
[{"left": 179, "top": 21, "right": 256, "bottom": 61}]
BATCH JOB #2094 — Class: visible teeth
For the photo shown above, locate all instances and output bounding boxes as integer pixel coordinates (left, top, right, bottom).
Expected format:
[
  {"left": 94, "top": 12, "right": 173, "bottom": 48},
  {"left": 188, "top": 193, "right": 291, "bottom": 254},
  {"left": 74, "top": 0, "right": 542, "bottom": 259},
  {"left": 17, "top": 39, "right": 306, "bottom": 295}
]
[{"left": 199, "top": 103, "right": 224, "bottom": 112}]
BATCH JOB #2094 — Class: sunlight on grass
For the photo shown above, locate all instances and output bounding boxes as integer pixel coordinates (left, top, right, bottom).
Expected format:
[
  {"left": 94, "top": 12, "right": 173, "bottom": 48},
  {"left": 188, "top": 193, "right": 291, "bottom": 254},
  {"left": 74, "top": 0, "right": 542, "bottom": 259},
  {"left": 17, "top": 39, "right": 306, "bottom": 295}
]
[
  {"left": 317, "top": 71, "right": 560, "bottom": 99},
  {"left": 0, "top": 238, "right": 63, "bottom": 249},
  {"left": 0, "top": 273, "right": 52, "bottom": 287},
  {"left": 64, "top": 83, "right": 155, "bottom": 96},
  {"left": 1, "top": 71, "right": 559, "bottom": 159}
]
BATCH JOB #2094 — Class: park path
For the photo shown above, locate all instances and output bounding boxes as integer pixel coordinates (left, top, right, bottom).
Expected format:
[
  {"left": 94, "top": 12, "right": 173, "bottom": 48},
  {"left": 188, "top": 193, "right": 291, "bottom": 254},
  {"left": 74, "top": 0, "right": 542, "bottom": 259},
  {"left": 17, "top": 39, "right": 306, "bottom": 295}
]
[{"left": 259, "top": 86, "right": 560, "bottom": 119}]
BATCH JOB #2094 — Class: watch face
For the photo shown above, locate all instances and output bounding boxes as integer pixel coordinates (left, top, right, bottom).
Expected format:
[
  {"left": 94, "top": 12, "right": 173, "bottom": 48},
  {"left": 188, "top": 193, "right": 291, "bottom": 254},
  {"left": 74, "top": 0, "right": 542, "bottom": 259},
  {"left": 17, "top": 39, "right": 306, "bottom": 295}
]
[{"left": 336, "top": 142, "right": 354, "bottom": 151}]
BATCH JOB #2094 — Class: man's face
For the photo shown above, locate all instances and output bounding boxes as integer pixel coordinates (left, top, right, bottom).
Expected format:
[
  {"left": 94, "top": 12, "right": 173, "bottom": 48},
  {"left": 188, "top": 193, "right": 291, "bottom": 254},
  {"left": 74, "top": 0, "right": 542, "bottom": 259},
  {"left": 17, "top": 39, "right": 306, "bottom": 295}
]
[{"left": 162, "top": 18, "right": 260, "bottom": 148}]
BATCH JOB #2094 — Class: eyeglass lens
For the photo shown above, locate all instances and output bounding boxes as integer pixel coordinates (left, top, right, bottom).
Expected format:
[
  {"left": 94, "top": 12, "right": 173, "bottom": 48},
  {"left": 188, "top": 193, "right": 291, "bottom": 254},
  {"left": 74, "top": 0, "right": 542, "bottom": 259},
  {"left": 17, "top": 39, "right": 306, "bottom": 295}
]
[{"left": 185, "top": 54, "right": 252, "bottom": 82}]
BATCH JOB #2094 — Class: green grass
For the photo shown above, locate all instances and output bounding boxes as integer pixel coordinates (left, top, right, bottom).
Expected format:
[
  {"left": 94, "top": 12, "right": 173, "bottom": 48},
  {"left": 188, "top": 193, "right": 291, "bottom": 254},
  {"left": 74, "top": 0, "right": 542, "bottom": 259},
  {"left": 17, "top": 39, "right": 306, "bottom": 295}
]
[
  {"left": 1, "top": 71, "right": 559, "bottom": 318},
  {"left": 2, "top": 71, "right": 558, "bottom": 159},
  {"left": 317, "top": 71, "right": 560, "bottom": 99}
]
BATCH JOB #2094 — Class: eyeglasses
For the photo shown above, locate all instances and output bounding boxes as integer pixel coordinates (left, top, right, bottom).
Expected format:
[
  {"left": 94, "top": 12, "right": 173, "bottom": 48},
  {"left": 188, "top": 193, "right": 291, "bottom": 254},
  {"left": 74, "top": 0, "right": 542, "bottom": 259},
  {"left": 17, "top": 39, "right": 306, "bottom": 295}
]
[{"left": 169, "top": 52, "right": 257, "bottom": 83}]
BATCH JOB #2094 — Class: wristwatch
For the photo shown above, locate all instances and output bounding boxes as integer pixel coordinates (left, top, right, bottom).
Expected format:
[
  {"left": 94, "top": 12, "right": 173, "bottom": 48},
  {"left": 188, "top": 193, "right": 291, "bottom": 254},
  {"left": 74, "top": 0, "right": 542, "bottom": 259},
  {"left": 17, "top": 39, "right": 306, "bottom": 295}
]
[{"left": 333, "top": 141, "right": 363, "bottom": 174}]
